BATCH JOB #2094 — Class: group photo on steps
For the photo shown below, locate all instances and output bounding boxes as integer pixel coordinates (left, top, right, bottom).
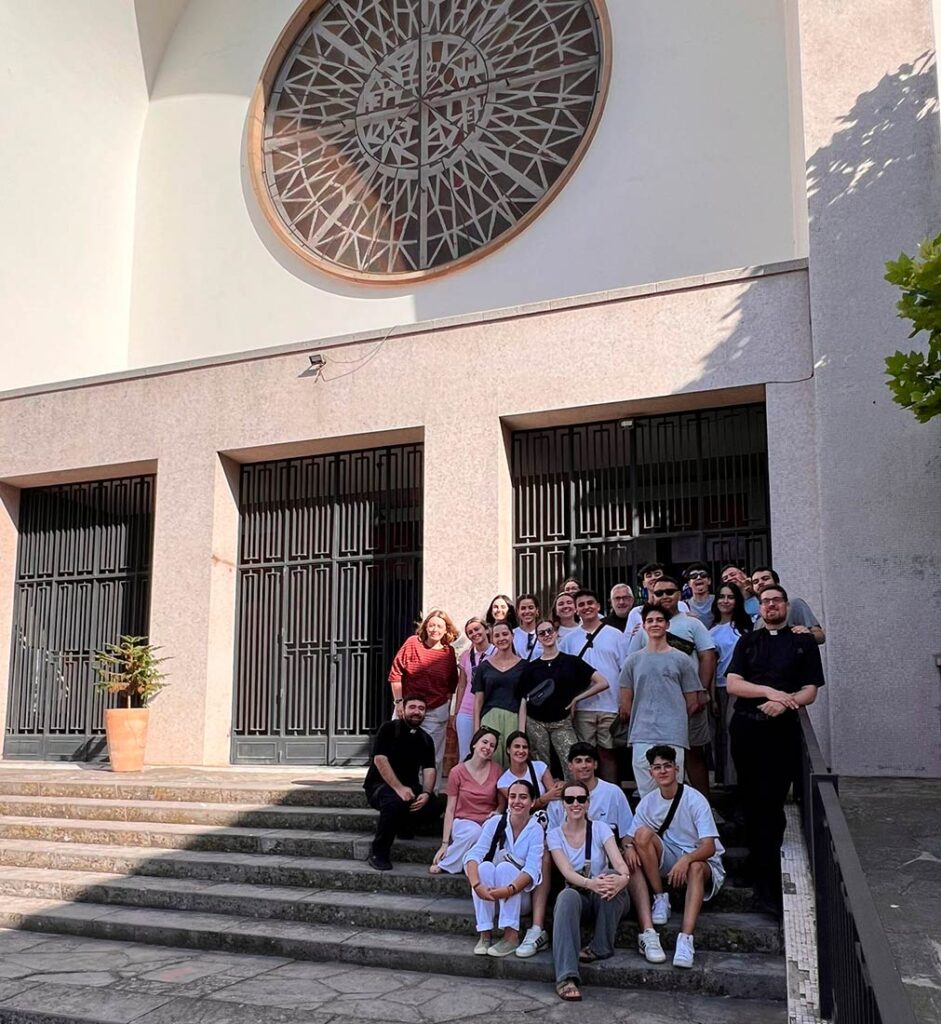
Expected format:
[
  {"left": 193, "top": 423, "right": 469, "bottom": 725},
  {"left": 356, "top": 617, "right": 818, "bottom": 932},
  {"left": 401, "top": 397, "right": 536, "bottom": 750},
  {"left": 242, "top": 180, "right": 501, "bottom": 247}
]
[{"left": 365, "top": 564, "right": 825, "bottom": 1002}]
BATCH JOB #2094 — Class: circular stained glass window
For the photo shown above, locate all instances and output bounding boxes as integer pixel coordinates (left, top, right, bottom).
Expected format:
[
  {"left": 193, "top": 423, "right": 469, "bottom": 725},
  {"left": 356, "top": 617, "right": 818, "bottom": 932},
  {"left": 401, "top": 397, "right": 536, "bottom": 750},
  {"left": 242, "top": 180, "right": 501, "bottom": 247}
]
[{"left": 249, "top": 0, "right": 611, "bottom": 284}]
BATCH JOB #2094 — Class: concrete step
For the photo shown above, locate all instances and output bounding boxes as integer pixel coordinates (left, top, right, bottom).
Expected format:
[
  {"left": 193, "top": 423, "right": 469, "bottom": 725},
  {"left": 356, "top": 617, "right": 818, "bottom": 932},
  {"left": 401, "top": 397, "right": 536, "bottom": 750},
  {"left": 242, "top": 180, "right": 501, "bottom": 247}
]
[
  {"left": 0, "top": 835, "right": 759, "bottom": 912},
  {"left": 0, "top": 896, "right": 786, "bottom": 1001},
  {"left": 0, "top": 794, "right": 388, "bottom": 832},
  {"left": 0, "top": 867, "right": 782, "bottom": 954}
]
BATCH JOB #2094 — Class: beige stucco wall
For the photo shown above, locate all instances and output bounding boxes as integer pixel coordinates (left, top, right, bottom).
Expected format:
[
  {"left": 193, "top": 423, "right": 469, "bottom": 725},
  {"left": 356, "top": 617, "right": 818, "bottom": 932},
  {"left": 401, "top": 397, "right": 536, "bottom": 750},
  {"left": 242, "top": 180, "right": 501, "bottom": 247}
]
[
  {"left": 0, "top": 265, "right": 812, "bottom": 765},
  {"left": 126, "top": 0, "right": 801, "bottom": 368}
]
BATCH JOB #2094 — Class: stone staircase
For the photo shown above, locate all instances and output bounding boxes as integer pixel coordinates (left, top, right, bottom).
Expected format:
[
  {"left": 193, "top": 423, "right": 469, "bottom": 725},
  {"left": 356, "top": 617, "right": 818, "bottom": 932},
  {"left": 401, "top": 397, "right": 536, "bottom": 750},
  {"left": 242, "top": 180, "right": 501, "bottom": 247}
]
[{"left": 0, "top": 771, "right": 787, "bottom": 1016}]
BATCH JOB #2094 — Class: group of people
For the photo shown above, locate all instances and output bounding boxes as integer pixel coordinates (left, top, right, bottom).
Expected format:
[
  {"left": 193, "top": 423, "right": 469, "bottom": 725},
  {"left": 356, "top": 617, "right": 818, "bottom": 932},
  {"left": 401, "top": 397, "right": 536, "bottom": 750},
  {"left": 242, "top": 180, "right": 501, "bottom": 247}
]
[{"left": 365, "top": 561, "right": 825, "bottom": 1000}]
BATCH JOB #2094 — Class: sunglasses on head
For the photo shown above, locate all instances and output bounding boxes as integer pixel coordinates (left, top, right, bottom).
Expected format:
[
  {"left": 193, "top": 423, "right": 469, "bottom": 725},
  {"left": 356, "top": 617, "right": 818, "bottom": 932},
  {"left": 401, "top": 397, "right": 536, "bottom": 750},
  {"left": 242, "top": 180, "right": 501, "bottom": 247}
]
[
  {"left": 654, "top": 587, "right": 678, "bottom": 596},
  {"left": 562, "top": 794, "right": 589, "bottom": 804}
]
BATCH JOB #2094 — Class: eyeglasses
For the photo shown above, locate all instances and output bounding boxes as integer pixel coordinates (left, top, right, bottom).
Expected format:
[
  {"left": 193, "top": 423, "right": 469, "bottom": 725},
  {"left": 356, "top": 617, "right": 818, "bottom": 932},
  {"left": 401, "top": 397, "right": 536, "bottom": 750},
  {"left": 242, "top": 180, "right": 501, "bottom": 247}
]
[
  {"left": 649, "top": 763, "right": 675, "bottom": 772},
  {"left": 687, "top": 571, "right": 709, "bottom": 580},
  {"left": 653, "top": 588, "right": 678, "bottom": 597},
  {"left": 562, "top": 794, "right": 589, "bottom": 804},
  {"left": 759, "top": 597, "right": 785, "bottom": 605},
  {"left": 536, "top": 627, "right": 555, "bottom": 638}
]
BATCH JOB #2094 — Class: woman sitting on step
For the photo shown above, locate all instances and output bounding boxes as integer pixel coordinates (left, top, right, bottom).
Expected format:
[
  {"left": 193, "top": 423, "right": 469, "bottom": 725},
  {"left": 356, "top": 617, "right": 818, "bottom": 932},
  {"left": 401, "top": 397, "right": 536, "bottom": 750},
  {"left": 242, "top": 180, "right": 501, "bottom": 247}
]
[
  {"left": 430, "top": 727, "right": 504, "bottom": 874},
  {"left": 548, "top": 780, "right": 632, "bottom": 1002},
  {"left": 464, "top": 779, "right": 545, "bottom": 957}
]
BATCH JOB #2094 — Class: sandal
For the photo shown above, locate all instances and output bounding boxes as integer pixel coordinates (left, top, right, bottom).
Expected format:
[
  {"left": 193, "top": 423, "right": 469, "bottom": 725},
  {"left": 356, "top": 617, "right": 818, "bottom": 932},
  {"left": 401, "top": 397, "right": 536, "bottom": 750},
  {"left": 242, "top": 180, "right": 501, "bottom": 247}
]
[
  {"left": 556, "top": 980, "right": 582, "bottom": 1002},
  {"left": 578, "top": 946, "right": 599, "bottom": 963}
]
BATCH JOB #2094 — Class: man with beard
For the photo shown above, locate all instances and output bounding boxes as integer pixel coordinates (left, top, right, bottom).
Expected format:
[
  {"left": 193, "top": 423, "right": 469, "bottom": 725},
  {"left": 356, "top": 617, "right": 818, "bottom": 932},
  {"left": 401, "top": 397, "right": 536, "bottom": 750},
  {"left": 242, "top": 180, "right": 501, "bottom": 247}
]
[
  {"left": 364, "top": 695, "right": 442, "bottom": 871},
  {"left": 727, "top": 585, "right": 825, "bottom": 913}
]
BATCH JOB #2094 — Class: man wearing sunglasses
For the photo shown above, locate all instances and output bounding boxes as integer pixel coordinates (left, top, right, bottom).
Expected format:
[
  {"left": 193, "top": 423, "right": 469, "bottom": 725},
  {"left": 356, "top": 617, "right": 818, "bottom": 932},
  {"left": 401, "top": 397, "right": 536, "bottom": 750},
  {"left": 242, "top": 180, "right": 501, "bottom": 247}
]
[
  {"left": 684, "top": 563, "right": 715, "bottom": 628},
  {"left": 727, "top": 584, "right": 825, "bottom": 915},
  {"left": 627, "top": 576, "right": 716, "bottom": 797},
  {"left": 624, "top": 566, "right": 690, "bottom": 638}
]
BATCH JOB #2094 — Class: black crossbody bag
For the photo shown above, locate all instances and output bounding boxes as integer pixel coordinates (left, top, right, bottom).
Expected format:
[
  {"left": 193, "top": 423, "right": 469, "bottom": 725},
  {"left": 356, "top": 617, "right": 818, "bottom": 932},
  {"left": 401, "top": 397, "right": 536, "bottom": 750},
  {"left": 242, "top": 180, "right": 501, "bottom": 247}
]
[{"left": 656, "top": 784, "right": 685, "bottom": 839}]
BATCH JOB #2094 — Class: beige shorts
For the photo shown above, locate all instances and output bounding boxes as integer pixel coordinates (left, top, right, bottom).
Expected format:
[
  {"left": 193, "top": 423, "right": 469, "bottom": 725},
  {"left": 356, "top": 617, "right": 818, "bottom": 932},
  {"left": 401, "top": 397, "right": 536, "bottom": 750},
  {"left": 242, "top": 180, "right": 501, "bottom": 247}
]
[{"left": 574, "top": 711, "right": 619, "bottom": 750}]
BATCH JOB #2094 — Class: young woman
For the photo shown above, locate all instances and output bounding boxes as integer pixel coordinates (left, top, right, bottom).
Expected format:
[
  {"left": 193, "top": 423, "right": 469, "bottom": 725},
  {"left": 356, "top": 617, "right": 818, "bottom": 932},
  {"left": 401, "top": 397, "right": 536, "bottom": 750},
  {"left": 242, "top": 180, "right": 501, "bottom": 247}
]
[
  {"left": 516, "top": 620, "right": 609, "bottom": 778},
  {"left": 551, "top": 592, "right": 580, "bottom": 642},
  {"left": 513, "top": 594, "right": 543, "bottom": 661},
  {"left": 464, "top": 779, "right": 545, "bottom": 957},
  {"left": 709, "top": 582, "right": 753, "bottom": 785},
  {"left": 560, "top": 576, "right": 582, "bottom": 596},
  {"left": 472, "top": 622, "right": 524, "bottom": 768},
  {"left": 431, "top": 727, "right": 504, "bottom": 874},
  {"left": 455, "top": 618, "right": 494, "bottom": 761},
  {"left": 388, "top": 610, "right": 459, "bottom": 773},
  {"left": 484, "top": 594, "right": 518, "bottom": 631},
  {"left": 548, "top": 781, "right": 632, "bottom": 1002}
]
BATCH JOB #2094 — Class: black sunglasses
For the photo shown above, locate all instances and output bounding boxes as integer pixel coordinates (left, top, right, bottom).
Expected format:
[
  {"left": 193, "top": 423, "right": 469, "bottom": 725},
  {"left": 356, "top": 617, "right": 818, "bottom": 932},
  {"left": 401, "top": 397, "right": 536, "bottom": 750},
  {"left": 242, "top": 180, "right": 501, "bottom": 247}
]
[
  {"left": 562, "top": 794, "right": 589, "bottom": 805},
  {"left": 653, "top": 588, "right": 679, "bottom": 596},
  {"left": 536, "top": 627, "right": 555, "bottom": 637},
  {"left": 687, "top": 571, "right": 709, "bottom": 579}
]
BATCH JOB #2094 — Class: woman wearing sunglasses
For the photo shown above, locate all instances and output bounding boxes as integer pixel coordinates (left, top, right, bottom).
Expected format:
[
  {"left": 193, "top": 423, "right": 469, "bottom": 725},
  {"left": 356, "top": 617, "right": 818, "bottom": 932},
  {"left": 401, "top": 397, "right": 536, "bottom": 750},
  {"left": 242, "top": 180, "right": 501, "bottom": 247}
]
[
  {"left": 464, "top": 779, "right": 545, "bottom": 957},
  {"left": 517, "top": 620, "right": 609, "bottom": 778},
  {"left": 547, "top": 781, "right": 632, "bottom": 1001}
]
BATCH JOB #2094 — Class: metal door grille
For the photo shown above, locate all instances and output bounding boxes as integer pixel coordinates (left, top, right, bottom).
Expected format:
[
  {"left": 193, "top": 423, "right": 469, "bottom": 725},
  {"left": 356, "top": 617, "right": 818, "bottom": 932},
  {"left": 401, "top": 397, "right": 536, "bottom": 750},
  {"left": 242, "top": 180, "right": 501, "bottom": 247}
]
[
  {"left": 4, "top": 476, "right": 154, "bottom": 761},
  {"left": 233, "top": 443, "right": 423, "bottom": 764},
  {"left": 512, "top": 405, "right": 770, "bottom": 604}
]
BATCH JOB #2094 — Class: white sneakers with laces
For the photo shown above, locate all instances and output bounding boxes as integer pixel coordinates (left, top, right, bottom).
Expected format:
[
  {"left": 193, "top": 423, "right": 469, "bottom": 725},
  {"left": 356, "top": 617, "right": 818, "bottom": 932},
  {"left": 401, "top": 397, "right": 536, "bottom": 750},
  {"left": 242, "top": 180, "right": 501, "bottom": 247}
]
[
  {"left": 515, "top": 925, "right": 548, "bottom": 958},
  {"left": 637, "top": 928, "right": 666, "bottom": 964},
  {"left": 651, "top": 892, "right": 671, "bottom": 925},
  {"left": 673, "top": 932, "right": 695, "bottom": 968}
]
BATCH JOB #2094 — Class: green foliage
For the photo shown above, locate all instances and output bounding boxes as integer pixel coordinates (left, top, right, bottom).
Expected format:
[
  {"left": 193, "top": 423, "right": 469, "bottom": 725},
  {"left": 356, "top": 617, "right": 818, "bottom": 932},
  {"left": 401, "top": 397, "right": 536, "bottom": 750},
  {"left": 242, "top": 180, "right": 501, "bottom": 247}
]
[
  {"left": 94, "top": 636, "right": 170, "bottom": 709},
  {"left": 884, "top": 234, "right": 941, "bottom": 423}
]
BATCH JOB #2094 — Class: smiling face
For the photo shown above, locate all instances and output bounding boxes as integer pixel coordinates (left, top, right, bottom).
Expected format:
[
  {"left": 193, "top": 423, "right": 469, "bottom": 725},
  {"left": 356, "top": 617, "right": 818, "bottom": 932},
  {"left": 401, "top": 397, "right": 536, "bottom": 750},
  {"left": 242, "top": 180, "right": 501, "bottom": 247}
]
[
  {"left": 491, "top": 622, "right": 514, "bottom": 652},
  {"left": 517, "top": 598, "right": 538, "bottom": 628},
  {"left": 722, "top": 566, "right": 751, "bottom": 594},
  {"left": 610, "top": 585, "right": 633, "bottom": 616},
  {"left": 562, "top": 579, "right": 580, "bottom": 596},
  {"left": 652, "top": 582, "right": 680, "bottom": 614},
  {"left": 649, "top": 756, "right": 678, "bottom": 788},
  {"left": 553, "top": 593, "right": 576, "bottom": 624},
  {"left": 508, "top": 735, "right": 530, "bottom": 765},
  {"left": 507, "top": 781, "right": 535, "bottom": 816},
  {"left": 535, "top": 620, "right": 557, "bottom": 650},
  {"left": 490, "top": 597, "right": 509, "bottom": 621},
  {"left": 424, "top": 616, "right": 446, "bottom": 644},
  {"left": 466, "top": 620, "right": 489, "bottom": 648},
  {"left": 569, "top": 753, "right": 597, "bottom": 784},
  {"left": 473, "top": 731, "right": 497, "bottom": 760},
  {"left": 642, "top": 568, "right": 663, "bottom": 591},
  {"left": 687, "top": 570, "right": 711, "bottom": 596},
  {"left": 562, "top": 784, "right": 589, "bottom": 820},
  {"left": 716, "top": 586, "right": 737, "bottom": 619},
  {"left": 402, "top": 698, "right": 427, "bottom": 725},
  {"left": 575, "top": 594, "right": 601, "bottom": 626},
  {"left": 751, "top": 569, "right": 776, "bottom": 593},
  {"left": 758, "top": 587, "right": 788, "bottom": 628},
  {"left": 642, "top": 608, "right": 668, "bottom": 640}
]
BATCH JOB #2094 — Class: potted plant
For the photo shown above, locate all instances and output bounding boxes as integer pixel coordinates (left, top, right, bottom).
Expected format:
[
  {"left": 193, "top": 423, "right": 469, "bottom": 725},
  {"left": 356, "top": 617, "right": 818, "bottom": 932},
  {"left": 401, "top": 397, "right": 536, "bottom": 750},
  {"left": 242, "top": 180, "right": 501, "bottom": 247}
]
[{"left": 94, "top": 635, "right": 169, "bottom": 772}]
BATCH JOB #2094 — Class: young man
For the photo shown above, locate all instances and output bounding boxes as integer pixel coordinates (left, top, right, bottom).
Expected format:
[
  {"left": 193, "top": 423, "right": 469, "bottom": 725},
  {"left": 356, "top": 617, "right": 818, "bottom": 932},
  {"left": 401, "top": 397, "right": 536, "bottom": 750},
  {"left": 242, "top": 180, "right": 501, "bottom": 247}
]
[
  {"left": 684, "top": 563, "right": 715, "bottom": 628},
  {"left": 363, "top": 695, "right": 441, "bottom": 871},
  {"left": 627, "top": 577, "right": 716, "bottom": 797},
  {"left": 550, "top": 742, "right": 666, "bottom": 964},
  {"left": 626, "top": 745, "right": 726, "bottom": 969},
  {"left": 750, "top": 567, "right": 825, "bottom": 644},
  {"left": 727, "top": 584, "right": 825, "bottom": 913},
  {"left": 559, "top": 590, "right": 629, "bottom": 782},
  {"left": 603, "top": 582, "right": 635, "bottom": 632},
  {"left": 618, "top": 605, "right": 703, "bottom": 797},
  {"left": 720, "top": 563, "right": 760, "bottom": 619},
  {"left": 625, "top": 565, "right": 690, "bottom": 637}
]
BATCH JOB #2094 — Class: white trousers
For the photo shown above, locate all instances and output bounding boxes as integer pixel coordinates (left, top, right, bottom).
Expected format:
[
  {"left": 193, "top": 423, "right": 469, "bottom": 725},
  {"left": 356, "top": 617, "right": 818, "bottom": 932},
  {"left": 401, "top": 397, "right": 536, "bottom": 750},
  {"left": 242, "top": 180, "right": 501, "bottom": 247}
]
[
  {"left": 438, "top": 818, "right": 483, "bottom": 874},
  {"left": 472, "top": 860, "right": 531, "bottom": 932},
  {"left": 632, "top": 743, "right": 686, "bottom": 798},
  {"left": 455, "top": 712, "right": 475, "bottom": 762}
]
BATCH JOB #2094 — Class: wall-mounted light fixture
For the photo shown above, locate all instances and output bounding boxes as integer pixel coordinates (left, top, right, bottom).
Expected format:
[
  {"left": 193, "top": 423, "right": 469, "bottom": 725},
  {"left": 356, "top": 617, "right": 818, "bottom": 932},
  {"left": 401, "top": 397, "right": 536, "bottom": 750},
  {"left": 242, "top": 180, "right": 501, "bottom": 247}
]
[{"left": 300, "top": 353, "right": 325, "bottom": 380}]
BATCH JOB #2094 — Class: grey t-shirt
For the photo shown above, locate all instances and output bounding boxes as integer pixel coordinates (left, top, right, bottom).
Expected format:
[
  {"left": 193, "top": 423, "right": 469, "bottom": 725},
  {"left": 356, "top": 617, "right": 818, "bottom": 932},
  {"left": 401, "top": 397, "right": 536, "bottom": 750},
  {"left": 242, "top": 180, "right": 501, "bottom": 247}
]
[
  {"left": 754, "top": 597, "right": 820, "bottom": 632},
  {"left": 618, "top": 648, "right": 703, "bottom": 749},
  {"left": 687, "top": 595, "right": 715, "bottom": 629}
]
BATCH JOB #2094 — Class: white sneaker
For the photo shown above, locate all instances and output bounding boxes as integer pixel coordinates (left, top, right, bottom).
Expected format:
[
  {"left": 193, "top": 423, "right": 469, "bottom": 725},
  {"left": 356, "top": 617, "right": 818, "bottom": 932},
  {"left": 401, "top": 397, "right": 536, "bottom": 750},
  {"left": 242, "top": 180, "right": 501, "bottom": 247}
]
[
  {"left": 515, "top": 925, "right": 548, "bottom": 958},
  {"left": 673, "top": 932, "right": 695, "bottom": 968},
  {"left": 652, "top": 892, "right": 671, "bottom": 925},
  {"left": 637, "top": 928, "right": 666, "bottom": 964}
]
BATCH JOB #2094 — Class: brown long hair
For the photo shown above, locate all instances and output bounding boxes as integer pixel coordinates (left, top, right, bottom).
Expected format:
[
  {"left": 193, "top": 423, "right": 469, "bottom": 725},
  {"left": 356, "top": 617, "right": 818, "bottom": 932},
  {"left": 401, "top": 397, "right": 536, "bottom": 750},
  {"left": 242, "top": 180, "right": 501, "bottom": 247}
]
[{"left": 416, "top": 609, "right": 459, "bottom": 646}]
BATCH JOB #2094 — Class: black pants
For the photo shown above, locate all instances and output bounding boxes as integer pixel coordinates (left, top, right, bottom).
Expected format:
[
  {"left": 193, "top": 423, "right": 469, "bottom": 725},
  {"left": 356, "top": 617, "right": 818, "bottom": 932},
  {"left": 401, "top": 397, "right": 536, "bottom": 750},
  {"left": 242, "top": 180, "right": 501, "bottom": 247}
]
[
  {"left": 730, "top": 712, "right": 800, "bottom": 904},
  {"left": 365, "top": 783, "right": 442, "bottom": 859}
]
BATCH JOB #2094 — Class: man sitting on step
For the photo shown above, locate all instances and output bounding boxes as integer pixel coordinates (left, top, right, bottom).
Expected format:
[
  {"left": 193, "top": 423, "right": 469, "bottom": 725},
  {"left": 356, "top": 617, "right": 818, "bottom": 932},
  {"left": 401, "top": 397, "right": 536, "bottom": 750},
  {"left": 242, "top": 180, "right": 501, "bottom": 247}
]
[
  {"left": 364, "top": 694, "right": 442, "bottom": 871},
  {"left": 625, "top": 745, "right": 726, "bottom": 969}
]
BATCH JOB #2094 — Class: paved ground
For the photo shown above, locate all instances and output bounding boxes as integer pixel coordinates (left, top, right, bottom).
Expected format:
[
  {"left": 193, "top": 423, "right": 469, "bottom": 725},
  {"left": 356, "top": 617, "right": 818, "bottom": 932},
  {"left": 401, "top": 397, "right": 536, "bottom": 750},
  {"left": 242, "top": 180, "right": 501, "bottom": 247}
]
[
  {"left": 0, "top": 929, "right": 784, "bottom": 1024},
  {"left": 841, "top": 777, "right": 941, "bottom": 1024}
]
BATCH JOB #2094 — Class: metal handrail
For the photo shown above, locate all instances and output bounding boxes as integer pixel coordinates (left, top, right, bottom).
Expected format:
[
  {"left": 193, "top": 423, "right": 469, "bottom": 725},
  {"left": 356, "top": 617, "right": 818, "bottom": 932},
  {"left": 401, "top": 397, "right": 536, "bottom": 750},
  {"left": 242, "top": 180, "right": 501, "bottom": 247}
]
[{"left": 796, "top": 710, "right": 917, "bottom": 1024}]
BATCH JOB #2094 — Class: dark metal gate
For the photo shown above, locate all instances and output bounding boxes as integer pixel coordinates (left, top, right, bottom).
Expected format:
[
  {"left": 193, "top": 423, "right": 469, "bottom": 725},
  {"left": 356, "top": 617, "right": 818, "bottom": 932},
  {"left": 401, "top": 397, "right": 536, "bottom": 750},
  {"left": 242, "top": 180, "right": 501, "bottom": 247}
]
[
  {"left": 512, "top": 404, "right": 770, "bottom": 604},
  {"left": 4, "top": 476, "right": 155, "bottom": 761},
  {"left": 232, "top": 443, "right": 423, "bottom": 764}
]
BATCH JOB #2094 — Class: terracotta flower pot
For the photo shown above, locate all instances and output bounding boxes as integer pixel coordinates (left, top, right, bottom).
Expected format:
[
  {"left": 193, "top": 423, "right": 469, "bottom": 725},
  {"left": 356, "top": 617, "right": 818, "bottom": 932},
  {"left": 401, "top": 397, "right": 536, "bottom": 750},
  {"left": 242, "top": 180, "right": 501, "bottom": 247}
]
[{"left": 104, "top": 707, "right": 150, "bottom": 772}]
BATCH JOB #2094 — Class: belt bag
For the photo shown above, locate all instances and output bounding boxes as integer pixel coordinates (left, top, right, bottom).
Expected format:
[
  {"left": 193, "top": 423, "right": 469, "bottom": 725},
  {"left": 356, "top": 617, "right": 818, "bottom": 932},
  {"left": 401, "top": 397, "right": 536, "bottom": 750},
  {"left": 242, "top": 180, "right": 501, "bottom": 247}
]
[{"left": 525, "top": 677, "right": 555, "bottom": 709}]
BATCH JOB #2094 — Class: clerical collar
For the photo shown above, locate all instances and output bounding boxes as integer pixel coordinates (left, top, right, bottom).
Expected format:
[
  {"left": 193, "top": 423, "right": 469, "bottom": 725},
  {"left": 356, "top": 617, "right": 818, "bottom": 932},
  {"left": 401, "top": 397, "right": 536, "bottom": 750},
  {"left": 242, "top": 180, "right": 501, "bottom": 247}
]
[{"left": 769, "top": 629, "right": 779, "bottom": 636}]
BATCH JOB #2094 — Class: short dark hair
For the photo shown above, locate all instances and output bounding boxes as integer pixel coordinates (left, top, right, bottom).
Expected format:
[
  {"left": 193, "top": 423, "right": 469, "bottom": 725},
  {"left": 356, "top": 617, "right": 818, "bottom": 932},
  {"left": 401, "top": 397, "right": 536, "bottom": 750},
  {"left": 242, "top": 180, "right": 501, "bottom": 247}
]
[
  {"left": 639, "top": 562, "right": 664, "bottom": 579},
  {"left": 645, "top": 744, "right": 677, "bottom": 765},
  {"left": 401, "top": 694, "right": 426, "bottom": 707},
  {"left": 641, "top": 602, "right": 672, "bottom": 622},
  {"left": 505, "top": 730, "right": 530, "bottom": 752},
  {"left": 752, "top": 566, "right": 780, "bottom": 584},
  {"left": 684, "top": 562, "right": 710, "bottom": 577},
  {"left": 720, "top": 562, "right": 745, "bottom": 575},
  {"left": 573, "top": 588, "right": 601, "bottom": 604},
  {"left": 567, "top": 741, "right": 598, "bottom": 763},
  {"left": 758, "top": 583, "right": 789, "bottom": 603},
  {"left": 652, "top": 575, "right": 680, "bottom": 590}
]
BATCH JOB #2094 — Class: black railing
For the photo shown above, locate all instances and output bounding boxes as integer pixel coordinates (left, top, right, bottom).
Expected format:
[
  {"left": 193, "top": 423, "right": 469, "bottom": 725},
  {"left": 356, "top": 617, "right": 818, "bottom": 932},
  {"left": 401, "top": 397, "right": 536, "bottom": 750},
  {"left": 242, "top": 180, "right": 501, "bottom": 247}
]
[{"left": 796, "top": 710, "right": 916, "bottom": 1024}]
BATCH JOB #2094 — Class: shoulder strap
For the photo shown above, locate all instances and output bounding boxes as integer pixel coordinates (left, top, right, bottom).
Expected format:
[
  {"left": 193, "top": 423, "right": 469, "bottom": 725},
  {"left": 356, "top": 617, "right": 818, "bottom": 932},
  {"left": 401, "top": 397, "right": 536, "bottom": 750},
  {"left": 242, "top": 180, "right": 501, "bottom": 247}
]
[
  {"left": 577, "top": 626, "right": 604, "bottom": 659},
  {"left": 657, "top": 784, "right": 685, "bottom": 838},
  {"left": 527, "top": 761, "right": 539, "bottom": 794},
  {"left": 525, "top": 632, "right": 538, "bottom": 662},
  {"left": 485, "top": 812, "right": 509, "bottom": 862},
  {"left": 584, "top": 818, "right": 593, "bottom": 875}
]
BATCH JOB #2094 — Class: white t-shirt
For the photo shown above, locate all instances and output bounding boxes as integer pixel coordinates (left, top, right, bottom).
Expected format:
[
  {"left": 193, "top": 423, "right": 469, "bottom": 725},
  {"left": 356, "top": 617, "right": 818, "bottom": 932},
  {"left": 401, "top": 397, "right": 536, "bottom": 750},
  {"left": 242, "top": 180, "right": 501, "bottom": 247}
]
[
  {"left": 558, "top": 624, "right": 627, "bottom": 713},
  {"left": 465, "top": 813, "right": 546, "bottom": 888},
  {"left": 548, "top": 777, "right": 634, "bottom": 838},
  {"left": 497, "top": 761, "right": 550, "bottom": 796},
  {"left": 625, "top": 602, "right": 690, "bottom": 638},
  {"left": 513, "top": 627, "right": 543, "bottom": 662},
  {"left": 547, "top": 820, "right": 614, "bottom": 877},
  {"left": 629, "top": 785, "right": 725, "bottom": 881}
]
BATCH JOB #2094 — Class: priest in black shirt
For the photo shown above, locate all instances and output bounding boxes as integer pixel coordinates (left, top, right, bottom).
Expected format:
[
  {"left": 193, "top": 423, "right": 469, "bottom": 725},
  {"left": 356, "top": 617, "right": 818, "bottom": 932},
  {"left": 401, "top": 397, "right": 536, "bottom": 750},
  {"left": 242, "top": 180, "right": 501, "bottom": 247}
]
[
  {"left": 364, "top": 695, "right": 441, "bottom": 871},
  {"left": 727, "top": 584, "right": 825, "bottom": 913}
]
